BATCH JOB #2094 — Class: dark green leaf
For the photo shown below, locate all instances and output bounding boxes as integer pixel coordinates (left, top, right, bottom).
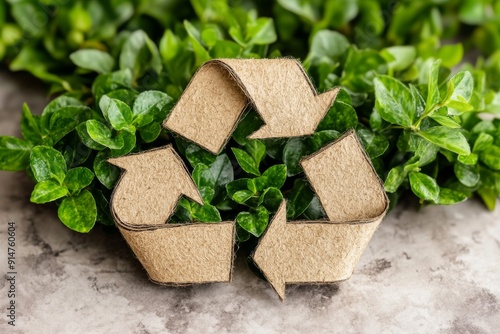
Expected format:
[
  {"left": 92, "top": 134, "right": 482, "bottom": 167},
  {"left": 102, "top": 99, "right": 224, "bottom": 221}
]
[
  {"left": 254, "top": 164, "right": 287, "bottom": 191},
  {"left": 49, "top": 106, "right": 92, "bottom": 144},
  {"left": 139, "top": 122, "right": 162, "bottom": 143},
  {"left": 357, "top": 129, "right": 389, "bottom": 158},
  {"left": 283, "top": 138, "right": 310, "bottom": 176},
  {"left": 286, "top": 179, "right": 314, "bottom": 219},
  {"left": 185, "top": 144, "right": 217, "bottom": 167},
  {"left": 21, "top": 103, "right": 42, "bottom": 144},
  {"left": 258, "top": 187, "right": 283, "bottom": 211},
  {"left": 133, "top": 90, "right": 172, "bottom": 126}
]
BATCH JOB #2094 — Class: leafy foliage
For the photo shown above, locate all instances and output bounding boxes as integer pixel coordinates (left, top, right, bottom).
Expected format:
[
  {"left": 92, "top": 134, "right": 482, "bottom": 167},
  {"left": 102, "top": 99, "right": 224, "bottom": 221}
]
[{"left": 0, "top": 0, "right": 499, "bottom": 240}]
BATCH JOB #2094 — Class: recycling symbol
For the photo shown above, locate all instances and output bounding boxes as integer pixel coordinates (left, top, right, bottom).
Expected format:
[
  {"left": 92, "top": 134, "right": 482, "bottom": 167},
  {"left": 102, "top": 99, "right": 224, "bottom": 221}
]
[{"left": 109, "top": 59, "right": 389, "bottom": 300}]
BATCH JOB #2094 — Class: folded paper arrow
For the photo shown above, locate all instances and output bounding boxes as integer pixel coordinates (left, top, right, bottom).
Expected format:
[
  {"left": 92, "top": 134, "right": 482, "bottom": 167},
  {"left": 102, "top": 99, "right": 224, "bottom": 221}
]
[
  {"left": 108, "top": 146, "right": 235, "bottom": 284},
  {"left": 252, "top": 132, "right": 389, "bottom": 300},
  {"left": 164, "top": 59, "right": 339, "bottom": 154},
  {"left": 108, "top": 58, "right": 389, "bottom": 299}
]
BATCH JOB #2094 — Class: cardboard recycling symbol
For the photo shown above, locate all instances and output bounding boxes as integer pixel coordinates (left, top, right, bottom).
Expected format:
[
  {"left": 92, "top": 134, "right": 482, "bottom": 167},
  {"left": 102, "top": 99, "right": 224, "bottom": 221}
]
[{"left": 109, "top": 59, "right": 389, "bottom": 300}]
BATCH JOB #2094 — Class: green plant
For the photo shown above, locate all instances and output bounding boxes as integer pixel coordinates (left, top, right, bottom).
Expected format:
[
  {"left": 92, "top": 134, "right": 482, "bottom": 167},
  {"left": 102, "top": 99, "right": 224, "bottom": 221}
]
[{"left": 0, "top": 0, "right": 499, "bottom": 239}]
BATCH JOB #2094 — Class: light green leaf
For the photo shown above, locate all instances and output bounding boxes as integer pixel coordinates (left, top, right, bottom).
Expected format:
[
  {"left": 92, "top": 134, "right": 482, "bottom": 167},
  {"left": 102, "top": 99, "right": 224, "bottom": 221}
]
[
  {"left": 57, "top": 190, "right": 97, "bottom": 233},
  {"left": 30, "top": 180, "right": 68, "bottom": 204},
  {"left": 417, "top": 126, "right": 470, "bottom": 155},
  {"left": 70, "top": 49, "right": 115, "bottom": 74},
  {"left": 409, "top": 172, "right": 440, "bottom": 202}
]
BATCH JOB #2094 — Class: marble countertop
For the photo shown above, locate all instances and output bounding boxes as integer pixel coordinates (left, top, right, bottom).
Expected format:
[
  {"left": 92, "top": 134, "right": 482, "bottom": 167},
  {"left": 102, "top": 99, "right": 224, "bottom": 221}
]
[{"left": 1, "top": 70, "right": 499, "bottom": 334}]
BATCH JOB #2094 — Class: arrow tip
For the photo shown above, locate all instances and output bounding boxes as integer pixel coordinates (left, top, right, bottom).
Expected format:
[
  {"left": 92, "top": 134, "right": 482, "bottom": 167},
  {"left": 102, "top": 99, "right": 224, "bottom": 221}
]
[
  {"left": 252, "top": 200, "right": 288, "bottom": 300},
  {"left": 316, "top": 87, "right": 339, "bottom": 111}
]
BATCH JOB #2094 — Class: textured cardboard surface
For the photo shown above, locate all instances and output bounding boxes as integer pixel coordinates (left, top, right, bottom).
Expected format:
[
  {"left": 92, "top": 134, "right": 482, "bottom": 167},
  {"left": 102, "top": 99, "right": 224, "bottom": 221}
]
[
  {"left": 165, "top": 59, "right": 339, "bottom": 154},
  {"left": 253, "top": 132, "right": 389, "bottom": 300},
  {"left": 109, "top": 146, "right": 235, "bottom": 284}
]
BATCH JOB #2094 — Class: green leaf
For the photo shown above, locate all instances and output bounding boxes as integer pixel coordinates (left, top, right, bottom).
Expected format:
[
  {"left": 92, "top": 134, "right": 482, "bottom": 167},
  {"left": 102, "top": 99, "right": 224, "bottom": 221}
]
[
  {"left": 254, "top": 164, "right": 287, "bottom": 191},
  {"left": 283, "top": 138, "right": 310, "bottom": 176},
  {"left": 186, "top": 201, "right": 221, "bottom": 222},
  {"left": 258, "top": 187, "right": 283, "bottom": 211},
  {"left": 100, "top": 96, "right": 134, "bottom": 132},
  {"left": 317, "top": 92, "right": 358, "bottom": 132},
  {"left": 85, "top": 120, "right": 124, "bottom": 150},
  {"left": 417, "top": 126, "right": 471, "bottom": 155},
  {"left": 232, "top": 190, "right": 255, "bottom": 204},
  {"left": 473, "top": 133, "right": 494, "bottom": 153},
  {"left": 40, "top": 96, "right": 85, "bottom": 136},
  {"left": 374, "top": 75, "right": 416, "bottom": 127},
  {"left": 30, "top": 146, "right": 67, "bottom": 184},
  {"left": 94, "top": 151, "right": 120, "bottom": 189},
  {"left": 92, "top": 69, "right": 133, "bottom": 103},
  {"left": 120, "top": 30, "right": 162, "bottom": 79},
  {"left": 303, "top": 196, "right": 326, "bottom": 220},
  {"left": 133, "top": 90, "right": 172, "bottom": 127},
  {"left": 454, "top": 162, "right": 480, "bottom": 187},
  {"left": 457, "top": 153, "right": 478, "bottom": 165},
  {"left": 232, "top": 147, "right": 260, "bottom": 176},
  {"left": 478, "top": 187, "right": 497, "bottom": 211},
  {"left": 429, "top": 114, "right": 461, "bottom": 129},
  {"left": 447, "top": 71, "right": 474, "bottom": 105},
  {"left": 304, "top": 29, "right": 350, "bottom": 69},
  {"left": 110, "top": 130, "right": 136, "bottom": 157},
  {"left": 437, "top": 188, "right": 468, "bottom": 205},
  {"left": 76, "top": 123, "right": 106, "bottom": 151},
  {"left": 58, "top": 190, "right": 97, "bottom": 233},
  {"left": 409, "top": 172, "right": 440, "bottom": 202},
  {"left": 357, "top": 129, "right": 389, "bottom": 159},
  {"left": 384, "top": 166, "right": 406, "bottom": 193},
  {"left": 236, "top": 206, "right": 269, "bottom": 237},
  {"left": 30, "top": 180, "right": 68, "bottom": 204},
  {"left": 479, "top": 145, "right": 500, "bottom": 170},
  {"left": 246, "top": 18, "right": 277, "bottom": 45},
  {"left": 286, "top": 179, "right": 314, "bottom": 219},
  {"left": 49, "top": 106, "right": 92, "bottom": 144},
  {"left": 425, "top": 59, "right": 441, "bottom": 109},
  {"left": 185, "top": 144, "right": 217, "bottom": 167},
  {"left": 70, "top": 49, "right": 115, "bottom": 74},
  {"left": 64, "top": 167, "right": 94, "bottom": 194},
  {"left": 437, "top": 44, "right": 463, "bottom": 68},
  {"left": 0, "top": 136, "right": 32, "bottom": 171},
  {"left": 21, "top": 103, "right": 42, "bottom": 144},
  {"left": 244, "top": 140, "right": 266, "bottom": 168},
  {"left": 139, "top": 122, "right": 162, "bottom": 143},
  {"left": 341, "top": 49, "right": 387, "bottom": 92},
  {"left": 232, "top": 110, "right": 264, "bottom": 145},
  {"left": 226, "top": 178, "right": 253, "bottom": 198},
  {"left": 380, "top": 46, "right": 416, "bottom": 71}
]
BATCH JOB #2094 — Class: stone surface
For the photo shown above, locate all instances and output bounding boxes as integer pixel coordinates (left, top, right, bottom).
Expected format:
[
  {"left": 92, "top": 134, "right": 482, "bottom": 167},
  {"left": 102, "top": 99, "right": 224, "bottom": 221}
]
[{"left": 0, "top": 70, "right": 499, "bottom": 333}]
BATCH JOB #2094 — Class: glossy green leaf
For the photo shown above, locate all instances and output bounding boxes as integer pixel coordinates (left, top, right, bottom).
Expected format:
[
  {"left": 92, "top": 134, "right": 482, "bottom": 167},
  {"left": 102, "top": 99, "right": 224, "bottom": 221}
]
[
  {"left": 286, "top": 179, "right": 314, "bottom": 219},
  {"left": 85, "top": 120, "right": 124, "bottom": 150},
  {"left": 133, "top": 90, "right": 172, "bottom": 127},
  {"left": 30, "top": 146, "right": 67, "bottom": 184},
  {"left": 21, "top": 103, "right": 42, "bottom": 144},
  {"left": 417, "top": 126, "right": 471, "bottom": 155},
  {"left": 94, "top": 151, "right": 120, "bottom": 189},
  {"left": 409, "top": 172, "right": 440, "bottom": 202},
  {"left": 454, "top": 162, "right": 480, "bottom": 187},
  {"left": 30, "top": 180, "right": 68, "bottom": 204},
  {"left": 374, "top": 75, "right": 415, "bottom": 127},
  {"left": 64, "top": 167, "right": 94, "bottom": 194},
  {"left": 58, "top": 190, "right": 97, "bottom": 233},
  {"left": 236, "top": 206, "right": 269, "bottom": 237},
  {"left": 100, "top": 96, "right": 134, "bottom": 132},
  {"left": 232, "top": 147, "right": 260, "bottom": 176},
  {"left": 479, "top": 145, "right": 500, "bottom": 170}
]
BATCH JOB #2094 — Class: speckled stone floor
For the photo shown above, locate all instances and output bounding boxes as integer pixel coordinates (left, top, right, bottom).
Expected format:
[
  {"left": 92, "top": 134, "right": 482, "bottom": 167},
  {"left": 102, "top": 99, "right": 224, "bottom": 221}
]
[{"left": 1, "top": 70, "right": 499, "bottom": 334}]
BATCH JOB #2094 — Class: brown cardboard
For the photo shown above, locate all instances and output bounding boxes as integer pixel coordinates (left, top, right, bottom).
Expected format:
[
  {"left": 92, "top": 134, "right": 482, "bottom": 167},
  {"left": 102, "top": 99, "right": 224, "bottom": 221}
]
[
  {"left": 252, "top": 131, "right": 389, "bottom": 300},
  {"left": 108, "top": 146, "right": 235, "bottom": 284},
  {"left": 164, "top": 59, "right": 339, "bottom": 154}
]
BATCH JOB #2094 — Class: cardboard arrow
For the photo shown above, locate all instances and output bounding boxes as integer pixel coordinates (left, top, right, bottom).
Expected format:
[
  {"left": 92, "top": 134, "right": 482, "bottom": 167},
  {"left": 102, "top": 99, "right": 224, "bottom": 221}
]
[
  {"left": 252, "top": 131, "right": 389, "bottom": 300},
  {"left": 109, "top": 146, "right": 235, "bottom": 284},
  {"left": 164, "top": 59, "right": 339, "bottom": 154}
]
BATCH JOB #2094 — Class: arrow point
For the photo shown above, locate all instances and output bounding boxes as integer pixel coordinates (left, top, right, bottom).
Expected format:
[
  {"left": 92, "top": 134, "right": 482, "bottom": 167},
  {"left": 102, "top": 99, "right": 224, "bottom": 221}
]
[
  {"left": 253, "top": 200, "right": 288, "bottom": 300},
  {"left": 107, "top": 156, "right": 133, "bottom": 169},
  {"left": 316, "top": 87, "right": 339, "bottom": 111}
]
